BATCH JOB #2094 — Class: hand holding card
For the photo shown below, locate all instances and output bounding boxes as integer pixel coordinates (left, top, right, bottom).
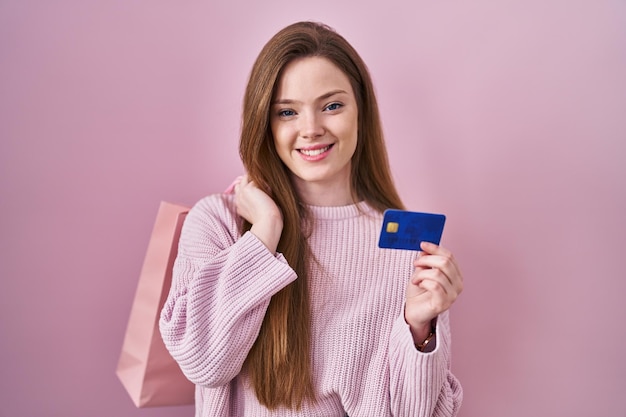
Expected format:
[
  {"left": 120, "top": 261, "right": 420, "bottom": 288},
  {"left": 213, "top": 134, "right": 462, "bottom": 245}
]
[{"left": 378, "top": 209, "right": 446, "bottom": 251}]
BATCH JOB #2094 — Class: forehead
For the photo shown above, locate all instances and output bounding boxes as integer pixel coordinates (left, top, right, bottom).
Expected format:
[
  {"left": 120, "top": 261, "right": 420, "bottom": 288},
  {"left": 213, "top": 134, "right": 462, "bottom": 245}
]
[{"left": 274, "top": 56, "right": 354, "bottom": 100}]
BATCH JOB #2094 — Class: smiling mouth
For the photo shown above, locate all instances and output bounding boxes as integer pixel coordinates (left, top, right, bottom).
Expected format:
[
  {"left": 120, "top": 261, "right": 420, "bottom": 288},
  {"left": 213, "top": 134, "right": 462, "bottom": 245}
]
[{"left": 298, "top": 144, "right": 333, "bottom": 156}]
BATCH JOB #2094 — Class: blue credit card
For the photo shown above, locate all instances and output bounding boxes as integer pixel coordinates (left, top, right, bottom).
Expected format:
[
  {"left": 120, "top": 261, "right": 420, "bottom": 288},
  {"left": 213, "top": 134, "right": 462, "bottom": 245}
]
[{"left": 378, "top": 209, "right": 446, "bottom": 251}]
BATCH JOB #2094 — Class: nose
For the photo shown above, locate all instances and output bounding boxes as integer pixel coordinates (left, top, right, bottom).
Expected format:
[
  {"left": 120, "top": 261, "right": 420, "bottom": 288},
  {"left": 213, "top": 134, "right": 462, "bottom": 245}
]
[{"left": 299, "top": 110, "right": 324, "bottom": 139}]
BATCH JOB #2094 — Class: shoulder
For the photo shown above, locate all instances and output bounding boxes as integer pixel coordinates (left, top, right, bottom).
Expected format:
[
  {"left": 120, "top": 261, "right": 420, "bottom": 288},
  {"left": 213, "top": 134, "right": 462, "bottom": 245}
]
[
  {"left": 191, "top": 193, "right": 237, "bottom": 220},
  {"left": 181, "top": 193, "right": 240, "bottom": 246}
]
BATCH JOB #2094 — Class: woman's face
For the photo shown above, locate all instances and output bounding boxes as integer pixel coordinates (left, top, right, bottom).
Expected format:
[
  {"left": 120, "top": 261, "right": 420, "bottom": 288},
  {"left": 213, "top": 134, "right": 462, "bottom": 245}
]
[{"left": 270, "top": 56, "right": 358, "bottom": 201}]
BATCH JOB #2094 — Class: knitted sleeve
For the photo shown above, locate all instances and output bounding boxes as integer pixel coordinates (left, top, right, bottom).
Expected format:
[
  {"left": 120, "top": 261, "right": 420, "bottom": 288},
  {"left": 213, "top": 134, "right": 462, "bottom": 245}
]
[
  {"left": 159, "top": 195, "right": 297, "bottom": 387},
  {"left": 388, "top": 310, "right": 463, "bottom": 417}
]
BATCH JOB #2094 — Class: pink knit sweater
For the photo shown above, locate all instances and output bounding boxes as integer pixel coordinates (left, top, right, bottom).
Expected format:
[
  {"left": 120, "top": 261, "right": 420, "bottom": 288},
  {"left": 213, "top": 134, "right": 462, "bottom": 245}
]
[{"left": 159, "top": 194, "right": 462, "bottom": 416}]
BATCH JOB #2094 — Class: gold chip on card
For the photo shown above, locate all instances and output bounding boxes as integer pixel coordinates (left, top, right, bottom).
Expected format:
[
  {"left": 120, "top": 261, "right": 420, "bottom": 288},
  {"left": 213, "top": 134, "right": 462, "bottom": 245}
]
[{"left": 386, "top": 222, "right": 399, "bottom": 233}]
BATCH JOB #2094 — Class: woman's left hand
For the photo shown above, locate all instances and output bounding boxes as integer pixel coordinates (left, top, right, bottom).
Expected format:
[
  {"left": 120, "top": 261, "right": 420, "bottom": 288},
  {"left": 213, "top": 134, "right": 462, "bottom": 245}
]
[{"left": 404, "top": 241, "right": 464, "bottom": 340}]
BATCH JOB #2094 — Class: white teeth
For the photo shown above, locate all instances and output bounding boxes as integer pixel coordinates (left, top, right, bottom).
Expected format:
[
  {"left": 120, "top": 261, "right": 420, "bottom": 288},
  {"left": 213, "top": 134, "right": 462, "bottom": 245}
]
[{"left": 300, "top": 145, "right": 330, "bottom": 156}]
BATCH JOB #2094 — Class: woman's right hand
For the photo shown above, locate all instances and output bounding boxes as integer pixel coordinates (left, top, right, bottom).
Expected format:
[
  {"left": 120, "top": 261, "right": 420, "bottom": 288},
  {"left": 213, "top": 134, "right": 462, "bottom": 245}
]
[{"left": 233, "top": 174, "right": 284, "bottom": 254}]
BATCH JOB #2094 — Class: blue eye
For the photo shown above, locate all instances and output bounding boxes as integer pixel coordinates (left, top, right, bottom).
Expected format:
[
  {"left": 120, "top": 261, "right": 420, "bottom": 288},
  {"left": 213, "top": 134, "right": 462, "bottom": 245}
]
[
  {"left": 325, "top": 102, "right": 343, "bottom": 111},
  {"left": 278, "top": 109, "right": 295, "bottom": 117}
]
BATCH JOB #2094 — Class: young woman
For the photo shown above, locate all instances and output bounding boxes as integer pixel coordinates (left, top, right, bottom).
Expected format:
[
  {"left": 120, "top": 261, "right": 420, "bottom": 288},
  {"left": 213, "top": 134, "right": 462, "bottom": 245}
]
[{"left": 160, "top": 21, "right": 464, "bottom": 417}]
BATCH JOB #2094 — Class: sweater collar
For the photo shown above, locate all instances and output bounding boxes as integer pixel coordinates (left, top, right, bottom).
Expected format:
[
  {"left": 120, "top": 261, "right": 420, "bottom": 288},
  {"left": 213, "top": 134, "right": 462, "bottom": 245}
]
[{"left": 305, "top": 201, "right": 376, "bottom": 220}]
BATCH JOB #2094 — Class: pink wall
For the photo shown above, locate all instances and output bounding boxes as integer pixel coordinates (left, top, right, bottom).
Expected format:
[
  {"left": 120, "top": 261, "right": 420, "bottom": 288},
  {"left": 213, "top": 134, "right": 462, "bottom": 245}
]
[{"left": 1, "top": 1, "right": 625, "bottom": 416}]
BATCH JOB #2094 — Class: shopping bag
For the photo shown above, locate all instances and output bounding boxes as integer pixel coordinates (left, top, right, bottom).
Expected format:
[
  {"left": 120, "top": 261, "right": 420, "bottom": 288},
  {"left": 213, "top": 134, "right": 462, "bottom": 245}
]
[{"left": 116, "top": 201, "right": 195, "bottom": 407}]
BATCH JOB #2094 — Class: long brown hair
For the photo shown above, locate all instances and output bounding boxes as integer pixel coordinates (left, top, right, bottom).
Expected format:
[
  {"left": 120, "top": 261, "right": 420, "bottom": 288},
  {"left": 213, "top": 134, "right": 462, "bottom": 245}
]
[{"left": 238, "top": 21, "right": 405, "bottom": 410}]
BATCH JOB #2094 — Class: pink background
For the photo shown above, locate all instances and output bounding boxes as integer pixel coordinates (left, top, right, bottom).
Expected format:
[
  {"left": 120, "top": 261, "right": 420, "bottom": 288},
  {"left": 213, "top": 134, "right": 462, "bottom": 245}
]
[{"left": 1, "top": 1, "right": 625, "bottom": 416}]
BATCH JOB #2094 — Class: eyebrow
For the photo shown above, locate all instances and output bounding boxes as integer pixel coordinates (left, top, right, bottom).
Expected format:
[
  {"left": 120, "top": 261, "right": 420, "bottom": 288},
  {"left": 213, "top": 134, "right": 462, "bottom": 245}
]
[{"left": 272, "top": 89, "right": 349, "bottom": 105}]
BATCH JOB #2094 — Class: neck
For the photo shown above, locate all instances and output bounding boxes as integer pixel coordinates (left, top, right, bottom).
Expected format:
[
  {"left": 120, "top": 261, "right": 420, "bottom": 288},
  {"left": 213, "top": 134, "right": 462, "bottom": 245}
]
[{"left": 292, "top": 177, "right": 355, "bottom": 207}]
